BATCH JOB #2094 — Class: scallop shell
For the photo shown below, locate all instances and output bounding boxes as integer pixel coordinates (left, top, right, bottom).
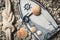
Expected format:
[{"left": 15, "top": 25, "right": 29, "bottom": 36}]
[{"left": 17, "top": 27, "right": 27, "bottom": 39}]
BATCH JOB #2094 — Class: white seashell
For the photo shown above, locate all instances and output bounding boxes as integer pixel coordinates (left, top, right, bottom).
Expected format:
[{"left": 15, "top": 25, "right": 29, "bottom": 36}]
[{"left": 37, "top": 31, "right": 42, "bottom": 36}]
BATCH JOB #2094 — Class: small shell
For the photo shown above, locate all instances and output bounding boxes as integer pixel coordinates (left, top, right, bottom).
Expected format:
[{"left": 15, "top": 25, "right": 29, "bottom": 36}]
[
  {"left": 32, "top": 5, "right": 41, "bottom": 16},
  {"left": 31, "top": 27, "right": 36, "bottom": 33},
  {"left": 37, "top": 31, "right": 42, "bottom": 36}
]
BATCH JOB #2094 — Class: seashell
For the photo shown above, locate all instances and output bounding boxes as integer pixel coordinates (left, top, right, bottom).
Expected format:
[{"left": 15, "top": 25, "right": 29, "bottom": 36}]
[
  {"left": 17, "top": 27, "right": 27, "bottom": 39},
  {"left": 37, "top": 31, "right": 42, "bottom": 36},
  {"left": 32, "top": 5, "right": 41, "bottom": 16},
  {"left": 31, "top": 27, "right": 36, "bottom": 33}
]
